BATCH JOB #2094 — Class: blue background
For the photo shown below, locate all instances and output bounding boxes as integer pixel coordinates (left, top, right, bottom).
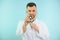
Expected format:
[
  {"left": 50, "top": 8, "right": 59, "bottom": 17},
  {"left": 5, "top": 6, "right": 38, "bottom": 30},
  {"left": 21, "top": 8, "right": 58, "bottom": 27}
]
[{"left": 0, "top": 0, "right": 60, "bottom": 40}]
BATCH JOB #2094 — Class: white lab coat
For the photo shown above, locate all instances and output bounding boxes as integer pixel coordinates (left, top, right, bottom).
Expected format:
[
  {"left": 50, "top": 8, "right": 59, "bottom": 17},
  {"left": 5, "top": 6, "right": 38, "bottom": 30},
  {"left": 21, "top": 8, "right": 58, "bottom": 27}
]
[{"left": 16, "top": 19, "right": 49, "bottom": 40}]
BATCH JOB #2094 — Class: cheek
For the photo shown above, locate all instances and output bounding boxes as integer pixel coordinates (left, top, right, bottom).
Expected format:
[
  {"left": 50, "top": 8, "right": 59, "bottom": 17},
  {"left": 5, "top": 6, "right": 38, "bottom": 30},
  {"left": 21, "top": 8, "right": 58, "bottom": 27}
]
[
  {"left": 27, "top": 12, "right": 30, "bottom": 15},
  {"left": 33, "top": 11, "right": 36, "bottom": 15},
  {"left": 28, "top": 12, "right": 31, "bottom": 14},
  {"left": 34, "top": 13, "right": 36, "bottom": 16}
]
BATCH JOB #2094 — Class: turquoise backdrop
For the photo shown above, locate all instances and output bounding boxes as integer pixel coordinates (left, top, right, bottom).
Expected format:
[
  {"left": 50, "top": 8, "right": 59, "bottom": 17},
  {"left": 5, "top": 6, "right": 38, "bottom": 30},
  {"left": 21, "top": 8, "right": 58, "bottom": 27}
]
[{"left": 0, "top": 0, "right": 60, "bottom": 40}]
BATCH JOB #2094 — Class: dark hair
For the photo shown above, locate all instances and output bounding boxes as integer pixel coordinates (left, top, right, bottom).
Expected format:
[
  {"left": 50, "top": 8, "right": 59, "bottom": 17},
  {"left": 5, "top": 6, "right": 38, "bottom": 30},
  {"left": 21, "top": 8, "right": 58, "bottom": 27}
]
[{"left": 26, "top": 2, "right": 36, "bottom": 8}]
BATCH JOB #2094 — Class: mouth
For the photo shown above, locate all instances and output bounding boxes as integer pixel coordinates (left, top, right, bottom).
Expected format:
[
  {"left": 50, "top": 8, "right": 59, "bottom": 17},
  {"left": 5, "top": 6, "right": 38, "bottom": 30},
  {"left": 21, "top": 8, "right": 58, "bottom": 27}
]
[{"left": 30, "top": 15, "right": 35, "bottom": 19}]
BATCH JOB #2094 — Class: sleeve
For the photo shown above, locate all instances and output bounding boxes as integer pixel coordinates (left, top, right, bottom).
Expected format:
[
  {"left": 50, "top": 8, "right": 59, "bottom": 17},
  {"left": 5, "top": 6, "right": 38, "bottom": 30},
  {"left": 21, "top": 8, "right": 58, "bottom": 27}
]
[
  {"left": 16, "top": 21, "right": 24, "bottom": 37},
  {"left": 36, "top": 22, "right": 50, "bottom": 40}
]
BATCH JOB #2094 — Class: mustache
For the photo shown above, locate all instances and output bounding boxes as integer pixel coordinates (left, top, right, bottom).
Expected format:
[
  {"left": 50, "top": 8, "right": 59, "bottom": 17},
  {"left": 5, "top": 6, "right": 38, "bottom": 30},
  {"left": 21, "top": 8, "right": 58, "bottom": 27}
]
[
  {"left": 27, "top": 15, "right": 35, "bottom": 18},
  {"left": 29, "top": 15, "right": 35, "bottom": 19}
]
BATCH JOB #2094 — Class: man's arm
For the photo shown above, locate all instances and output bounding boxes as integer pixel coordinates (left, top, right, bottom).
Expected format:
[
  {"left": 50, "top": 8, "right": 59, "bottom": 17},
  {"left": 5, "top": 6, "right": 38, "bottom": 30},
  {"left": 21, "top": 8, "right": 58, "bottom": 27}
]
[
  {"left": 16, "top": 21, "right": 23, "bottom": 36},
  {"left": 22, "top": 22, "right": 28, "bottom": 33},
  {"left": 22, "top": 16, "right": 33, "bottom": 33}
]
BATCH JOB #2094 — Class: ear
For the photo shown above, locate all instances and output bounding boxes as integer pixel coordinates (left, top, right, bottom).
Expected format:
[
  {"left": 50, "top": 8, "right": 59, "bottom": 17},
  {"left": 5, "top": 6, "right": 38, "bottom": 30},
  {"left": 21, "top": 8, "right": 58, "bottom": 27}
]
[
  {"left": 26, "top": 10, "right": 28, "bottom": 16},
  {"left": 26, "top": 10, "right": 27, "bottom": 13},
  {"left": 26, "top": 8, "right": 28, "bottom": 13}
]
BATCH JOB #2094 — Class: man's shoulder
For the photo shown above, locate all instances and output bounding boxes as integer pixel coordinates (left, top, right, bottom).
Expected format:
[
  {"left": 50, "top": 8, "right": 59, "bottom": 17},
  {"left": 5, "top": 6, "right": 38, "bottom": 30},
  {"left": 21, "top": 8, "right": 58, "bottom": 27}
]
[{"left": 36, "top": 19, "right": 46, "bottom": 25}]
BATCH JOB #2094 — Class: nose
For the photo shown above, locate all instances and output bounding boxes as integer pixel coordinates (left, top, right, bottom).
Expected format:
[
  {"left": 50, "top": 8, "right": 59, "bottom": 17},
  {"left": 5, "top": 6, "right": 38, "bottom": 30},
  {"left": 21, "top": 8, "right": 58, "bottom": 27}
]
[{"left": 30, "top": 11, "right": 33, "bottom": 14}]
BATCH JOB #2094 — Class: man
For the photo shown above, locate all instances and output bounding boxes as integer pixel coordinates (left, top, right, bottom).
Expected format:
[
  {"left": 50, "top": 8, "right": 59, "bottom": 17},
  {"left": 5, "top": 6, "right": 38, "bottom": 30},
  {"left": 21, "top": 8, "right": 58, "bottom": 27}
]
[{"left": 16, "top": 2, "right": 49, "bottom": 40}]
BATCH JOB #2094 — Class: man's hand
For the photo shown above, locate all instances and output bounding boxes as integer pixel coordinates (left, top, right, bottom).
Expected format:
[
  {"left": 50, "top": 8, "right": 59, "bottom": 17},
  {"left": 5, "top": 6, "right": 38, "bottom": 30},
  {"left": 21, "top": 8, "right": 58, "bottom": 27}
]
[
  {"left": 22, "top": 16, "right": 36, "bottom": 33},
  {"left": 31, "top": 23, "right": 39, "bottom": 32},
  {"left": 23, "top": 16, "right": 31, "bottom": 33}
]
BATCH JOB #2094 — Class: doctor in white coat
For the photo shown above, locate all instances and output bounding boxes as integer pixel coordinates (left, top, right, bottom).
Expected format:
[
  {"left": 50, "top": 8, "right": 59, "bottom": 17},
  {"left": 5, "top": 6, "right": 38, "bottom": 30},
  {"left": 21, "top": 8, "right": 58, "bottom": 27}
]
[{"left": 16, "top": 2, "right": 49, "bottom": 40}]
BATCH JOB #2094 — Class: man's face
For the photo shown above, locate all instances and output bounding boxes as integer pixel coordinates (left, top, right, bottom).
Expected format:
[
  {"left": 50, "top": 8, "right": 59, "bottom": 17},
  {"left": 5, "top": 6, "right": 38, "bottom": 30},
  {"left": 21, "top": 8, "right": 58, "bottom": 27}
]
[{"left": 26, "top": 6, "right": 36, "bottom": 19}]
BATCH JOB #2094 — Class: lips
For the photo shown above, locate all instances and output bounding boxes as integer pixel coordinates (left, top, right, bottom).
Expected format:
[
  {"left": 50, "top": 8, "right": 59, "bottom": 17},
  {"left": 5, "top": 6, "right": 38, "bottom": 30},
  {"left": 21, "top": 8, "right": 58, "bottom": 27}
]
[{"left": 30, "top": 15, "right": 35, "bottom": 19}]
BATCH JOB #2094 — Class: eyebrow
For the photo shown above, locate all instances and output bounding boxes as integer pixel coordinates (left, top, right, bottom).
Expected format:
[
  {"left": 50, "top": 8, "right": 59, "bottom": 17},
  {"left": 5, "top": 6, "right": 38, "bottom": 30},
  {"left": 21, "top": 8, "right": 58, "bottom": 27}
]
[
  {"left": 33, "top": 10, "right": 35, "bottom": 11},
  {"left": 28, "top": 10, "right": 31, "bottom": 12}
]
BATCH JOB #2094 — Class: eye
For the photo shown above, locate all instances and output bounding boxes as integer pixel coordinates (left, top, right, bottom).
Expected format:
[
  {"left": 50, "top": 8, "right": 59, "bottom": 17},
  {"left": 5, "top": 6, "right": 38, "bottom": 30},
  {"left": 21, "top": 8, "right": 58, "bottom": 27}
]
[
  {"left": 33, "top": 10, "right": 35, "bottom": 12},
  {"left": 28, "top": 10, "right": 31, "bottom": 12}
]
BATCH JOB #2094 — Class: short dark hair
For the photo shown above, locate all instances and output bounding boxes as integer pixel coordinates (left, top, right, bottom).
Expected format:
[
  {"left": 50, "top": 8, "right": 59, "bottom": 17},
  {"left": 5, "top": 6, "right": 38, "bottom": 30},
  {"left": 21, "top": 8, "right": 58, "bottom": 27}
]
[{"left": 26, "top": 2, "right": 36, "bottom": 8}]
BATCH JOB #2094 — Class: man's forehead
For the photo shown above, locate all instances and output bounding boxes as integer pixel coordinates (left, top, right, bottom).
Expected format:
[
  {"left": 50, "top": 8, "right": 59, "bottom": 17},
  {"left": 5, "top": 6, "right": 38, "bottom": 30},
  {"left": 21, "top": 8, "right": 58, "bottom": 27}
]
[{"left": 27, "top": 6, "right": 36, "bottom": 9}]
